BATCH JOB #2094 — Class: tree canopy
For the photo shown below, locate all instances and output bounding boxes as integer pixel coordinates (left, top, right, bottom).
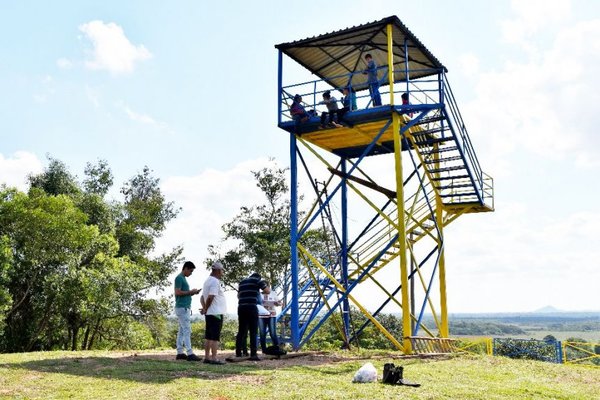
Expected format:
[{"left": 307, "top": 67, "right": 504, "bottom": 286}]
[
  {"left": 0, "top": 157, "right": 181, "bottom": 352},
  {"left": 206, "top": 161, "right": 332, "bottom": 297}
]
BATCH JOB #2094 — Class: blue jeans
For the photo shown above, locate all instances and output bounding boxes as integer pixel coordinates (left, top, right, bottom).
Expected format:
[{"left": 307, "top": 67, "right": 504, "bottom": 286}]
[
  {"left": 369, "top": 82, "right": 382, "bottom": 106},
  {"left": 175, "top": 307, "right": 193, "bottom": 355},
  {"left": 259, "top": 317, "right": 279, "bottom": 352}
]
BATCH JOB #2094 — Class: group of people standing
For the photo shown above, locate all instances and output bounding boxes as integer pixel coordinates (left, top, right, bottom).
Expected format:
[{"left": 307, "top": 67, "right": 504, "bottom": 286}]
[{"left": 173, "top": 261, "right": 281, "bottom": 364}]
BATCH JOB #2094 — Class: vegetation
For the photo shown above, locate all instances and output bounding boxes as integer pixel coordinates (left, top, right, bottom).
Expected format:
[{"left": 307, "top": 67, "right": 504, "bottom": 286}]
[
  {"left": 206, "top": 161, "right": 331, "bottom": 293},
  {"left": 0, "top": 350, "right": 598, "bottom": 399},
  {"left": 0, "top": 158, "right": 180, "bottom": 352},
  {"left": 449, "top": 320, "right": 526, "bottom": 336}
]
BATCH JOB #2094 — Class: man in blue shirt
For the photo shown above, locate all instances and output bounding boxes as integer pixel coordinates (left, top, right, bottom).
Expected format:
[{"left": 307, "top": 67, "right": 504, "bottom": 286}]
[
  {"left": 174, "top": 261, "right": 202, "bottom": 361},
  {"left": 235, "top": 272, "right": 268, "bottom": 360},
  {"left": 363, "top": 53, "right": 382, "bottom": 106}
]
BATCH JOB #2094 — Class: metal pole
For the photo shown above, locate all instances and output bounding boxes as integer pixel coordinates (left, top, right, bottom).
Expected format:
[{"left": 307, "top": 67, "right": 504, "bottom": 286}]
[
  {"left": 341, "top": 158, "right": 350, "bottom": 346},
  {"left": 290, "top": 133, "right": 300, "bottom": 350},
  {"left": 277, "top": 50, "right": 283, "bottom": 125},
  {"left": 389, "top": 22, "right": 412, "bottom": 354}
]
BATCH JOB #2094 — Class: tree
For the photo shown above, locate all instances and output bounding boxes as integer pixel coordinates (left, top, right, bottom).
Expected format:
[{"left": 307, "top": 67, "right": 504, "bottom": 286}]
[
  {"left": 0, "top": 159, "right": 181, "bottom": 352},
  {"left": 206, "top": 161, "right": 331, "bottom": 293}
]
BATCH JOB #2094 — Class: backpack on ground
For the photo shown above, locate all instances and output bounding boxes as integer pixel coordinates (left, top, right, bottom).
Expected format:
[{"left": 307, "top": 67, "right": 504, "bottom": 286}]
[
  {"left": 264, "top": 345, "right": 287, "bottom": 357},
  {"left": 382, "top": 363, "right": 421, "bottom": 387}
]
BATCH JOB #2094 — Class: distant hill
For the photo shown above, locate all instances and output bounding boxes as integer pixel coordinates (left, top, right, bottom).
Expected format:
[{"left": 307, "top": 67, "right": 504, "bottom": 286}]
[{"left": 533, "top": 305, "right": 562, "bottom": 313}]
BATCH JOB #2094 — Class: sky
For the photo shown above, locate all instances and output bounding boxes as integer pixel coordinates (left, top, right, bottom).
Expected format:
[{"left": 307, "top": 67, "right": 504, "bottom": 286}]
[{"left": 1, "top": 0, "right": 599, "bottom": 314}]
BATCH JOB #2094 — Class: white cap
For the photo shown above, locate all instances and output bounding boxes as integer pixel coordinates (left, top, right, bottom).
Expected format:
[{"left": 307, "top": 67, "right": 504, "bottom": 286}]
[{"left": 212, "top": 261, "right": 224, "bottom": 271}]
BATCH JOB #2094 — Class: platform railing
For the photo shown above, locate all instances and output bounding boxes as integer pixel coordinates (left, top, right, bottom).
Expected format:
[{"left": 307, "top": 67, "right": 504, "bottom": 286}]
[{"left": 279, "top": 68, "right": 442, "bottom": 123}]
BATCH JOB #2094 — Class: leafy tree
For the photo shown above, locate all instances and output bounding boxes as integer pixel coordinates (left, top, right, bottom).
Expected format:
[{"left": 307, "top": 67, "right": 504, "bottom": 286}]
[
  {"left": 206, "top": 161, "right": 332, "bottom": 295},
  {"left": 0, "top": 234, "right": 13, "bottom": 332},
  {"left": 543, "top": 334, "right": 557, "bottom": 343},
  {"left": 0, "top": 159, "right": 181, "bottom": 352},
  {"left": 28, "top": 156, "right": 80, "bottom": 197},
  {"left": 207, "top": 163, "right": 291, "bottom": 290}
]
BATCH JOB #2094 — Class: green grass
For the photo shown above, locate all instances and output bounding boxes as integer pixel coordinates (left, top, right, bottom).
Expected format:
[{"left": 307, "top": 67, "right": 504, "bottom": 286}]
[{"left": 0, "top": 350, "right": 598, "bottom": 399}]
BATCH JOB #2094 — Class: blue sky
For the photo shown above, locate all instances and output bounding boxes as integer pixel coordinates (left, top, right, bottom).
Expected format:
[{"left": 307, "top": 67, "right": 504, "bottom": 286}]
[{"left": 1, "top": 0, "right": 599, "bottom": 313}]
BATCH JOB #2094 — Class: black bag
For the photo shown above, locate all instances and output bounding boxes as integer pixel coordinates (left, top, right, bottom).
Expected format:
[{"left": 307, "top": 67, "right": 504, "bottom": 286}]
[
  {"left": 264, "top": 345, "right": 287, "bottom": 357},
  {"left": 382, "top": 363, "right": 403, "bottom": 384},
  {"left": 382, "top": 363, "right": 421, "bottom": 387}
]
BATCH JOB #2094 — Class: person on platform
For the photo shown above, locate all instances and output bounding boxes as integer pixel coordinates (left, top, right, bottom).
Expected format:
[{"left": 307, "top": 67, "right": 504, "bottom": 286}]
[
  {"left": 319, "top": 90, "right": 343, "bottom": 128},
  {"left": 363, "top": 53, "right": 382, "bottom": 106}
]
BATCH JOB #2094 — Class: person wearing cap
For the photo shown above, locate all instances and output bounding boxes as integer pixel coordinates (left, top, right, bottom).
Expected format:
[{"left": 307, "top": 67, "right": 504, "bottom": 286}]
[
  {"left": 200, "top": 262, "right": 227, "bottom": 364},
  {"left": 174, "top": 261, "right": 202, "bottom": 361},
  {"left": 235, "top": 272, "right": 268, "bottom": 361}
]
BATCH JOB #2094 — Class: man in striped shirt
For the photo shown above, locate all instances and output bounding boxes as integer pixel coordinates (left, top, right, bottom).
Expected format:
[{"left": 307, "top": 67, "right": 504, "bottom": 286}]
[{"left": 235, "top": 272, "right": 268, "bottom": 360}]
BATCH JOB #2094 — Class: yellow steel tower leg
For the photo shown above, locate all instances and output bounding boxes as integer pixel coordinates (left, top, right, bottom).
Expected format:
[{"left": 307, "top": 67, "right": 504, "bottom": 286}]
[
  {"left": 388, "top": 23, "right": 411, "bottom": 354},
  {"left": 432, "top": 143, "right": 448, "bottom": 337},
  {"left": 434, "top": 142, "right": 449, "bottom": 337},
  {"left": 437, "top": 184, "right": 449, "bottom": 337}
]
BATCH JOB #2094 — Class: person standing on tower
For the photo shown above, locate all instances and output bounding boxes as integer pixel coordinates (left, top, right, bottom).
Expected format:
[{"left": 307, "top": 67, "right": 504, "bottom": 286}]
[{"left": 363, "top": 53, "right": 382, "bottom": 106}]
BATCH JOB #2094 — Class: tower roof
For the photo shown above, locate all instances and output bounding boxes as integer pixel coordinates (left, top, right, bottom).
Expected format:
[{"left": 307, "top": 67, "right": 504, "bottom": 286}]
[{"left": 275, "top": 16, "right": 447, "bottom": 91}]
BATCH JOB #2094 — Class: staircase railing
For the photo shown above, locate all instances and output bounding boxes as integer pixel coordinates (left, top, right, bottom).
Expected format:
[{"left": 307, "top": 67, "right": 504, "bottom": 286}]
[{"left": 440, "top": 73, "right": 491, "bottom": 208}]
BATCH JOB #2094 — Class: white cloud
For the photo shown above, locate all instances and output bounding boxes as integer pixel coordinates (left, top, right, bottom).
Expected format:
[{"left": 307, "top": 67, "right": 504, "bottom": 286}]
[
  {"left": 463, "top": 12, "right": 600, "bottom": 174},
  {"left": 155, "top": 158, "right": 277, "bottom": 309},
  {"left": 56, "top": 58, "right": 73, "bottom": 69},
  {"left": 0, "top": 152, "right": 43, "bottom": 191},
  {"left": 458, "top": 53, "right": 480, "bottom": 76},
  {"left": 445, "top": 201, "right": 600, "bottom": 312},
  {"left": 115, "top": 100, "right": 172, "bottom": 133},
  {"left": 501, "top": 0, "right": 572, "bottom": 47},
  {"left": 79, "top": 20, "right": 152, "bottom": 74}
]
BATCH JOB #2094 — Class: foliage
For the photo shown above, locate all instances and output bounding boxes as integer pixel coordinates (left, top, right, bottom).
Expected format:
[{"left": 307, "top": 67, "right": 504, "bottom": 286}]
[
  {"left": 206, "top": 161, "right": 331, "bottom": 293},
  {"left": 0, "top": 158, "right": 181, "bottom": 352},
  {"left": 493, "top": 338, "right": 559, "bottom": 363},
  {"left": 0, "top": 235, "right": 13, "bottom": 333},
  {"left": 449, "top": 320, "right": 526, "bottom": 336}
]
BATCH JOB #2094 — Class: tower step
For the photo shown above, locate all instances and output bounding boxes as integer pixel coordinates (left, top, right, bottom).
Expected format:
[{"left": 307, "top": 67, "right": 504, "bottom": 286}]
[
  {"left": 424, "top": 155, "right": 463, "bottom": 164},
  {"left": 431, "top": 174, "right": 471, "bottom": 181},
  {"left": 428, "top": 165, "right": 466, "bottom": 174},
  {"left": 439, "top": 192, "right": 478, "bottom": 198},
  {"left": 435, "top": 183, "right": 474, "bottom": 190},
  {"left": 421, "top": 146, "right": 459, "bottom": 156}
]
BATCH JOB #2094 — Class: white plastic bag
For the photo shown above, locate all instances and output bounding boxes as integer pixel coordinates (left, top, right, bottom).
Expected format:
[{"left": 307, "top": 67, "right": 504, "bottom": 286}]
[
  {"left": 352, "top": 362, "right": 378, "bottom": 383},
  {"left": 257, "top": 304, "right": 271, "bottom": 316}
]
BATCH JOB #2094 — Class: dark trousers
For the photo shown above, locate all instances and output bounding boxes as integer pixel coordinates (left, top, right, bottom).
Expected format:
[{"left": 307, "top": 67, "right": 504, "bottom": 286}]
[
  {"left": 236, "top": 305, "right": 259, "bottom": 356},
  {"left": 321, "top": 108, "right": 348, "bottom": 126}
]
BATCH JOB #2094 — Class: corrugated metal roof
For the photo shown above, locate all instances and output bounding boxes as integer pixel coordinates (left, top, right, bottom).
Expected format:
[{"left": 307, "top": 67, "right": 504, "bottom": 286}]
[{"left": 275, "top": 16, "right": 447, "bottom": 91}]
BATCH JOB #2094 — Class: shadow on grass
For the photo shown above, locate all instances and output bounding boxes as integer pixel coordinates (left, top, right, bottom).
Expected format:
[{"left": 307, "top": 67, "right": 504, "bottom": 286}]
[{"left": 7, "top": 352, "right": 352, "bottom": 384}]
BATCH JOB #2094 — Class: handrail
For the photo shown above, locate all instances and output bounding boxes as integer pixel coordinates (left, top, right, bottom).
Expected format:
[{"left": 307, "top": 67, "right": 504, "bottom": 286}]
[{"left": 440, "top": 73, "right": 487, "bottom": 205}]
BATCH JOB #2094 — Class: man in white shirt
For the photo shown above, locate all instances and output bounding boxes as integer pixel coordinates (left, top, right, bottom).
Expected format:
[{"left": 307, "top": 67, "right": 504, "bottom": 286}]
[{"left": 200, "top": 262, "right": 227, "bottom": 364}]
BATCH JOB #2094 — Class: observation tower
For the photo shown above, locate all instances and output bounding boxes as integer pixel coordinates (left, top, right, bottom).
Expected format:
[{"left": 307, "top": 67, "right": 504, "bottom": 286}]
[{"left": 275, "top": 16, "right": 494, "bottom": 353}]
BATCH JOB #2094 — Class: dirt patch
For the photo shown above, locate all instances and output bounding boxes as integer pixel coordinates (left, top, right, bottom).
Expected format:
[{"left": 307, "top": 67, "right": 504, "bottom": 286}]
[{"left": 120, "top": 350, "right": 449, "bottom": 369}]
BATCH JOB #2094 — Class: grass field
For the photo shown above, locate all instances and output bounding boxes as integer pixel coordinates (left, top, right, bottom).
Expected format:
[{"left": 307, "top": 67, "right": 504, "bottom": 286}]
[{"left": 0, "top": 350, "right": 598, "bottom": 399}]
